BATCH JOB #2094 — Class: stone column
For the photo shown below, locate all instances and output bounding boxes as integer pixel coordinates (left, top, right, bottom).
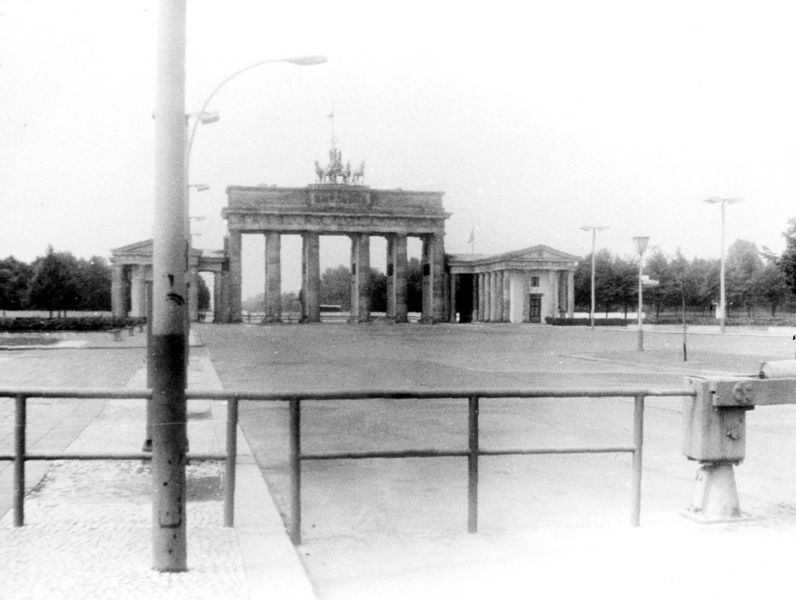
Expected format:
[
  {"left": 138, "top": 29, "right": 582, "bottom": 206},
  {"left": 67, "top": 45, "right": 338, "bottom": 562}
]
[
  {"left": 213, "top": 272, "right": 222, "bottom": 323},
  {"left": 111, "top": 263, "right": 127, "bottom": 318},
  {"left": 350, "top": 234, "right": 370, "bottom": 323},
  {"left": 302, "top": 232, "right": 320, "bottom": 322},
  {"left": 522, "top": 272, "right": 531, "bottom": 322},
  {"left": 393, "top": 234, "right": 408, "bottom": 323},
  {"left": 386, "top": 236, "right": 395, "bottom": 319},
  {"left": 471, "top": 274, "right": 479, "bottom": 323},
  {"left": 264, "top": 232, "right": 282, "bottom": 322},
  {"left": 188, "top": 267, "right": 199, "bottom": 322},
  {"left": 421, "top": 236, "right": 433, "bottom": 323},
  {"left": 228, "top": 232, "right": 242, "bottom": 322},
  {"left": 549, "top": 271, "right": 560, "bottom": 319},
  {"left": 477, "top": 273, "right": 484, "bottom": 321},
  {"left": 483, "top": 272, "right": 490, "bottom": 322},
  {"left": 131, "top": 266, "right": 147, "bottom": 317},
  {"left": 432, "top": 233, "right": 446, "bottom": 322},
  {"left": 449, "top": 273, "right": 457, "bottom": 323},
  {"left": 490, "top": 272, "right": 499, "bottom": 322},
  {"left": 502, "top": 270, "right": 511, "bottom": 322},
  {"left": 567, "top": 271, "right": 575, "bottom": 317}
]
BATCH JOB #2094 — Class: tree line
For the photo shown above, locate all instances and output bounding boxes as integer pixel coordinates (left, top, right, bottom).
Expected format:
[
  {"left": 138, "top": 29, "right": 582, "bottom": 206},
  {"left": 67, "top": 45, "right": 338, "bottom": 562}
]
[
  {"left": 576, "top": 237, "right": 795, "bottom": 318},
  {"left": 0, "top": 247, "right": 113, "bottom": 317}
]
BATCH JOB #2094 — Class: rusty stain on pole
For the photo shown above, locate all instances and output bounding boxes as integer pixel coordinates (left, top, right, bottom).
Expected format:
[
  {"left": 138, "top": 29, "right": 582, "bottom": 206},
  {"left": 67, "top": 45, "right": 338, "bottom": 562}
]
[{"left": 151, "top": 0, "right": 188, "bottom": 572}]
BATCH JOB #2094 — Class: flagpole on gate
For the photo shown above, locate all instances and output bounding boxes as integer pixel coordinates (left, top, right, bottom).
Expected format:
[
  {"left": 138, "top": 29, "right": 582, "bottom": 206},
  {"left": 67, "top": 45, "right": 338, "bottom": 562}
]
[{"left": 468, "top": 227, "right": 475, "bottom": 255}]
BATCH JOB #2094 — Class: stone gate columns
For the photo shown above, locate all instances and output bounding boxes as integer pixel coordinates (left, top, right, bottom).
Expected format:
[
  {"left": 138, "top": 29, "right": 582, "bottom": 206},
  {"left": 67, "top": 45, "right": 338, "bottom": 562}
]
[
  {"left": 393, "top": 234, "right": 408, "bottom": 323},
  {"left": 350, "top": 233, "right": 371, "bottom": 323},
  {"left": 421, "top": 233, "right": 445, "bottom": 323},
  {"left": 264, "top": 232, "right": 282, "bottom": 323},
  {"left": 385, "top": 234, "right": 409, "bottom": 322},
  {"left": 301, "top": 232, "right": 320, "bottom": 322},
  {"left": 111, "top": 264, "right": 127, "bottom": 318},
  {"left": 131, "top": 266, "right": 147, "bottom": 318},
  {"left": 228, "top": 232, "right": 242, "bottom": 322}
]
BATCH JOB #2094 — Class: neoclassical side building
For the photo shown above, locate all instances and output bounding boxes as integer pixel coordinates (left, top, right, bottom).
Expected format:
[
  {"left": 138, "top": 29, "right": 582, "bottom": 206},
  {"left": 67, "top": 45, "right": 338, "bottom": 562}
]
[
  {"left": 110, "top": 240, "right": 229, "bottom": 322},
  {"left": 447, "top": 246, "right": 577, "bottom": 323}
]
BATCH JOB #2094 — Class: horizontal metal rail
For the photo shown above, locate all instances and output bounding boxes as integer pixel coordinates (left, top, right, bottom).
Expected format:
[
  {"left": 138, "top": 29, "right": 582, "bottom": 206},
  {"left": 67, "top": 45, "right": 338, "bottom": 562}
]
[
  {"left": 0, "top": 386, "right": 695, "bottom": 541},
  {"left": 281, "top": 388, "right": 695, "bottom": 544},
  {"left": 0, "top": 389, "right": 238, "bottom": 529}
]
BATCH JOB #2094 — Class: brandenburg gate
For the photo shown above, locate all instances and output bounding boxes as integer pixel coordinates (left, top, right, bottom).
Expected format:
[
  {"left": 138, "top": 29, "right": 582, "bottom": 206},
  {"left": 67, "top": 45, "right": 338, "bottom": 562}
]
[{"left": 222, "top": 178, "right": 449, "bottom": 324}]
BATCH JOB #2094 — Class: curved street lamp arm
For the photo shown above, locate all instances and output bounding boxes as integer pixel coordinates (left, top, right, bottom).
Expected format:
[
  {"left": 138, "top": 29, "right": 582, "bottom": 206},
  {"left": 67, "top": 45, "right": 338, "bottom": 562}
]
[{"left": 186, "top": 55, "right": 328, "bottom": 164}]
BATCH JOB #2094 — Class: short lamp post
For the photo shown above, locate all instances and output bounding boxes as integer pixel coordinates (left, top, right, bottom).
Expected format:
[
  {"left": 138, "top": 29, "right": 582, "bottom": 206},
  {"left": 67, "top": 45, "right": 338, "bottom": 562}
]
[
  {"left": 633, "top": 236, "right": 650, "bottom": 351},
  {"left": 580, "top": 225, "right": 608, "bottom": 329}
]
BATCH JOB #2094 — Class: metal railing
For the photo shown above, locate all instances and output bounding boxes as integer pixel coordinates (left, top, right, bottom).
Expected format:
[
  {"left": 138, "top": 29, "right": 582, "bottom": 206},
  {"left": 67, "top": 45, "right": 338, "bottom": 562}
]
[
  {"left": 1, "top": 386, "right": 695, "bottom": 544},
  {"left": 0, "top": 388, "right": 232, "bottom": 528}
]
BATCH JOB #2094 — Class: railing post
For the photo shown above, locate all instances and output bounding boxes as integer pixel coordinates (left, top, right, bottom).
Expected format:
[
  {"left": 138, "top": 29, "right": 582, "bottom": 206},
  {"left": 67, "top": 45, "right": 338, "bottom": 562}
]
[
  {"left": 289, "top": 399, "right": 302, "bottom": 545},
  {"left": 224, "top": 397, "right": 238, "bottom": 527},
  {"left": 14, "top": 394, "right": 26, "bottom": 527},
  {"left": 468, "top": 395, "right": 479, "bottom": 533},
  {"left": 631, "top": 394, "right": 645, "bottom": 526}
]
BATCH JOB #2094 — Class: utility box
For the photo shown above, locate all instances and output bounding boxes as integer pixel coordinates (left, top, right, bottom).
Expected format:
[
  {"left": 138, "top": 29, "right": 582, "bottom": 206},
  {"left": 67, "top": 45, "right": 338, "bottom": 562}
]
[{"left": 682, "top": 376, "right": 746, "bottom": 463}]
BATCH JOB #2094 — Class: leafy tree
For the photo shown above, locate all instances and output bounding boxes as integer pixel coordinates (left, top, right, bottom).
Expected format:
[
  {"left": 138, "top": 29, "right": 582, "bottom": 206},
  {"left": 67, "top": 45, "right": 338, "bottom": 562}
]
[
  {"left": 779, "top": 218, "right": 796, "bottom": 296},
  {"left": 76, "top": 256, "right": 112, "bottom": 311},
  {"left": 725, "top": 239, "right": 764, "bottom": 317},
  {"left": 320, "top": 265, "right": 352, "bottom": 310},
  {"left": 753, "top": 260, "right": 791, "bottom": 316},
  {"left": 0, "top": 256, "right": 32, "bottom": 315},
  {"left": 406, "top": 257, "right": 423, "bottom": 312},
  {"left": 369, "top": 268, "right": 387, "bottom": 312},
  {"left": 27, "top": 247, "right": 81, "bottom": 317},
  {"left": 645, "top": 248, "right": 671, "bottom": 318}
]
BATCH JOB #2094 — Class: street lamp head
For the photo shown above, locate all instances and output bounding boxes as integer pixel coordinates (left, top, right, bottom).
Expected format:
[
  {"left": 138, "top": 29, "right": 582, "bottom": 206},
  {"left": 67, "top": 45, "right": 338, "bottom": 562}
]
[
  {"left": 198, "top": 111, "right": 220, "bottom": 124},
  {"left": 633, "top": 236, "right": 650, "bottom": 255},
  {"left": 283, "top": 55, "right": 328, "bottom": 66},
  {"left": 580, "top": 225, "right": 608, "bottom": 232},
  {"left": 704, "top": 196, "right": 743, "bottom": 205}
]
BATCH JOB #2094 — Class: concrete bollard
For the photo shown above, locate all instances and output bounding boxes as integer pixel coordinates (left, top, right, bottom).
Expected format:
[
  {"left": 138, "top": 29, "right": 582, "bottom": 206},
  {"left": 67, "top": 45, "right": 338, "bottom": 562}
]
[
  {"left": 682, "top": 376, "right": 750, "bottom": 523},
  {"left": 111, "top": 329, "right": 122, "bottom": 342}
]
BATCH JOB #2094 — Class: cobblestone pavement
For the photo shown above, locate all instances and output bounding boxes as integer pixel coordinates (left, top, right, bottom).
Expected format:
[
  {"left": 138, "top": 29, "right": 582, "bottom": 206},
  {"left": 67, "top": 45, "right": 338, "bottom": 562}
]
[{"left": 0, "top": 337, "right": 315, "bottom": 600}]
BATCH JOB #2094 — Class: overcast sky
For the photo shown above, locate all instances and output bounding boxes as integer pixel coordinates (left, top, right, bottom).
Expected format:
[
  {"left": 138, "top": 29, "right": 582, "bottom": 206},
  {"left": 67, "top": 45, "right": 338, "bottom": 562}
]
[{"left": 2, "top": 1, "right": 795, "bottom": 296}]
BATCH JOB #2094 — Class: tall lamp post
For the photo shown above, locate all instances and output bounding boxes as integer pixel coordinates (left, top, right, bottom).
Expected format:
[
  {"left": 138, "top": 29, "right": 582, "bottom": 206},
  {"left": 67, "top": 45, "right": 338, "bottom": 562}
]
[
  {"left": 704, "top": 197, "right": 742, "bottom": 334},
  {"left": 633, "top": 236, "right": 650, "bottom": 351},
  {"left": 580, "top": 225, "right": 608, "bottom": 329}
]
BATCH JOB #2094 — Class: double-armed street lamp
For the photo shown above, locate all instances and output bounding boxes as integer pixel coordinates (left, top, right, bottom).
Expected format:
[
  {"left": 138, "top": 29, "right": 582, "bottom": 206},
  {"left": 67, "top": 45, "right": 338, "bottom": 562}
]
[
  {"left": 633, "top": 236, "right": 650, "bottom": 351},
  {"left": 704, "top": 197, "right": 742, "bottom": 334},
  {"left": 580, "top": 225, "right": 608, "bottom": 329}
]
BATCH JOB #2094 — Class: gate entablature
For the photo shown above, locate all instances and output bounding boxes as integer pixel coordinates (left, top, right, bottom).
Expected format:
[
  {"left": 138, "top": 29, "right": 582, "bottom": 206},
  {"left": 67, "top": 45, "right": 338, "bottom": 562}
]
[{"left": 222, "top": 184, "right": 449, "bottom": 235}]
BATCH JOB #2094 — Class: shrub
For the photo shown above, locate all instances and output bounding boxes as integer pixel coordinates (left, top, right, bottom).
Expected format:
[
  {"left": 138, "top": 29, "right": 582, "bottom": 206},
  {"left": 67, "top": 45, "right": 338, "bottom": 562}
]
[
  {"left": 0, "top": 316, "right": 146, "bottom": 332},
  {"left": 545, "top": 317, "right": 632, "bottom": 326}
]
